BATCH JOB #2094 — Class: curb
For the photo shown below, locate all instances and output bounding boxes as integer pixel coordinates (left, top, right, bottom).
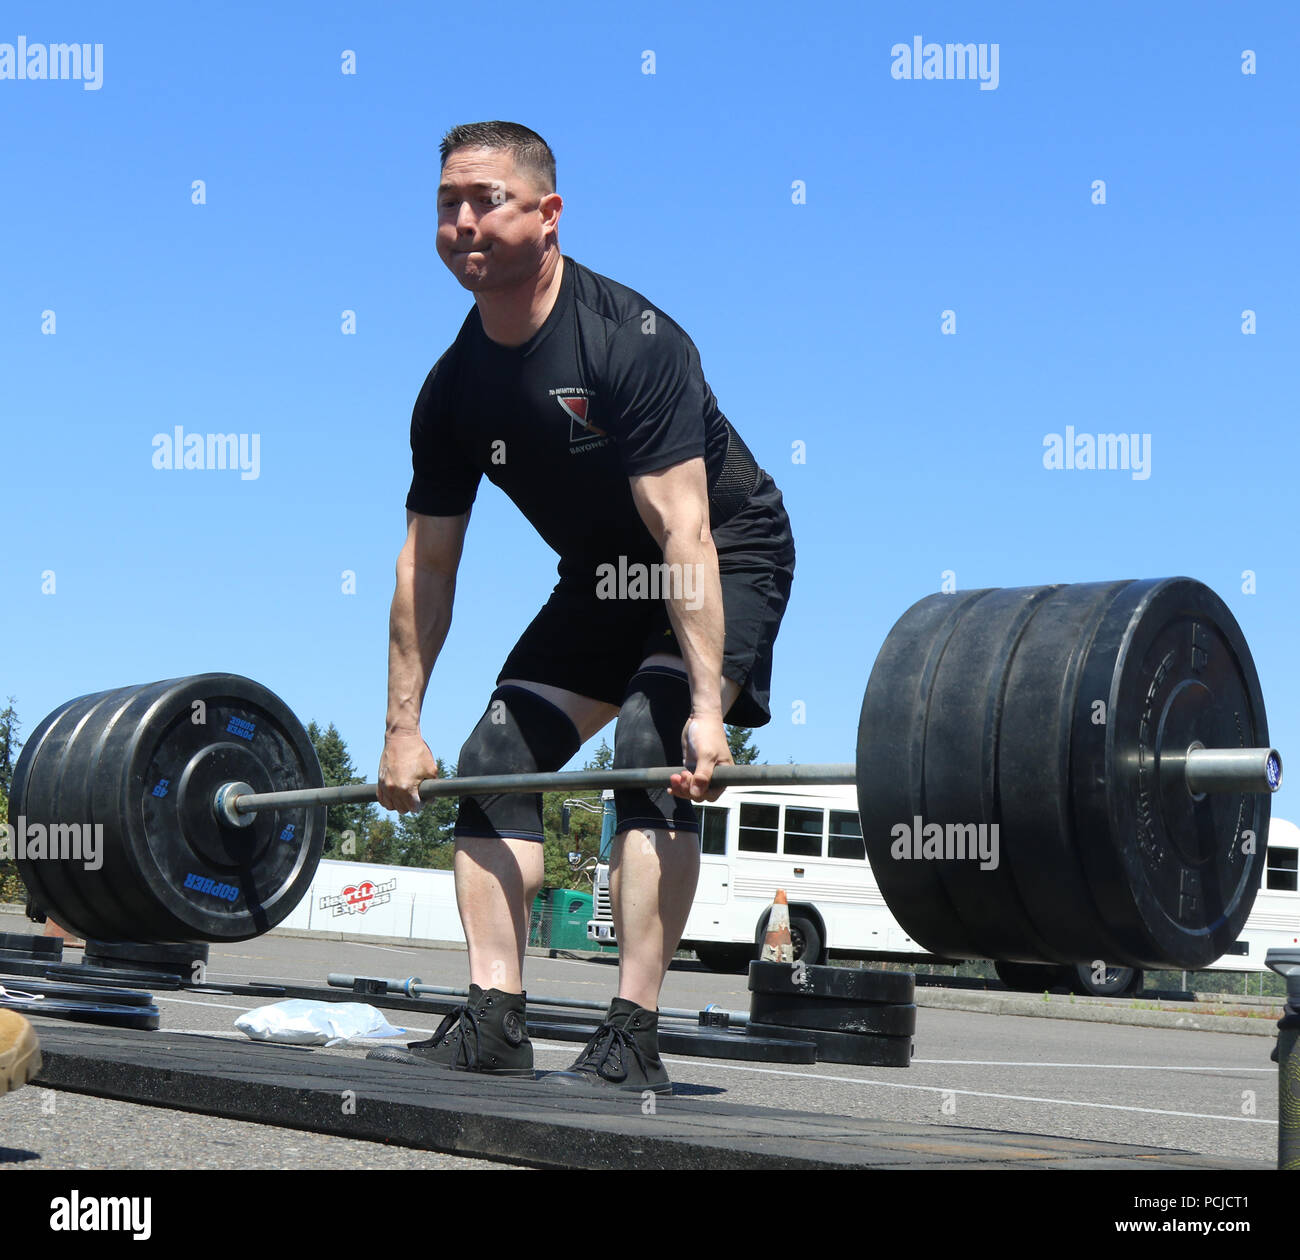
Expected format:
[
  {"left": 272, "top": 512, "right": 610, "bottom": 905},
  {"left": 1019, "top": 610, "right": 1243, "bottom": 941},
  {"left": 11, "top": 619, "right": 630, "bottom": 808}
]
[{"left": 915, "top": 986, "right": 1281, "bottom": 1036}]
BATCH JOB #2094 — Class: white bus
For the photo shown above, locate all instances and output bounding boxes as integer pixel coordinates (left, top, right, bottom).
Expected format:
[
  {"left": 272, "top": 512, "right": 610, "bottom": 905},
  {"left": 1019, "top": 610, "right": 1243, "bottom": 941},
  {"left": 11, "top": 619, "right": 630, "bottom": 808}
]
[{"left": 585, "top": 786, "right": 1300, "bottom": 996}]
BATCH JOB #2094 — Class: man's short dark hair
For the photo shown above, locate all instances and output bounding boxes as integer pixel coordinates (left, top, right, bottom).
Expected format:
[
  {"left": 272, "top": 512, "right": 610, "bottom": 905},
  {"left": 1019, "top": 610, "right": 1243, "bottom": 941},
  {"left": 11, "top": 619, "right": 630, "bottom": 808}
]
[{"left": 439, "top": 121, "right": 556, "bottom": 196}]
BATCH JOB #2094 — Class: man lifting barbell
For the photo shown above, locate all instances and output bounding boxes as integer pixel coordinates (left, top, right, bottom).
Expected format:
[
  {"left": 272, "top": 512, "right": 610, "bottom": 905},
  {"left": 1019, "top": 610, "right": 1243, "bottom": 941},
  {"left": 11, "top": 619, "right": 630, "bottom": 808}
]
[
  {"left": 11, "top": 122, "right": 1278, "bottom": 1087},
  {"left": 370, "top": 121, "right": 796, "bottom": 1094}
]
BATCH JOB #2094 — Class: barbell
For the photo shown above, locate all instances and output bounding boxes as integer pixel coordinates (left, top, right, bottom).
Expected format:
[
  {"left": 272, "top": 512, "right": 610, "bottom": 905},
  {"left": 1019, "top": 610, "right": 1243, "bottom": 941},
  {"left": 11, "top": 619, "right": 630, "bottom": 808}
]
[{"left": 8, "top": 576, "right": 1281, "bottom": 969}]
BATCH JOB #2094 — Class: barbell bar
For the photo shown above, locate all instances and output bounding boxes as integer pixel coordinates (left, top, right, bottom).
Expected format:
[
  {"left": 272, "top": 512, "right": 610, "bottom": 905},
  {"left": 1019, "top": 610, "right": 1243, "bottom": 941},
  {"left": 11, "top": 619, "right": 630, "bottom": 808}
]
[
  {"left": 216, "top": 746, "right": 1280, "bottom": 825},
  {"left": 324, "top": 972, "right": 754, "bottom": 1026},
  {"left": 215, "top": 747, "right": 1278, "bottom": 825},
  {"left": 9, "top": 575, "right": 1282, "bottom": 966}
]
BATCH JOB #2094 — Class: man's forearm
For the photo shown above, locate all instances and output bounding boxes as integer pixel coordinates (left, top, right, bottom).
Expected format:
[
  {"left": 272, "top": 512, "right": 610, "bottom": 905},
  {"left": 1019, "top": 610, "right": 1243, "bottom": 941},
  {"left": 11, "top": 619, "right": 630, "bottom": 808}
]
[
  {"left": 387, "top": 559, "right": 455, "bottom": 734},
  {"left": 658, "top": 530, "right": 725, "bottom": 716}
]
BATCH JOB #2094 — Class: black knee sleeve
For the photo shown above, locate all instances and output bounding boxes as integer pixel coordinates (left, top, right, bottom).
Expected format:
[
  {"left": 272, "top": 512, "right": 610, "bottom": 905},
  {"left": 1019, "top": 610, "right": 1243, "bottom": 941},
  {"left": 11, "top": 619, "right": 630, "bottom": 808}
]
[
  {"left": 613, "top": 666, "right": 700, "bottom": 836},
  {"left": 453, "top": 685, "right": 583, "bottom": 842}
]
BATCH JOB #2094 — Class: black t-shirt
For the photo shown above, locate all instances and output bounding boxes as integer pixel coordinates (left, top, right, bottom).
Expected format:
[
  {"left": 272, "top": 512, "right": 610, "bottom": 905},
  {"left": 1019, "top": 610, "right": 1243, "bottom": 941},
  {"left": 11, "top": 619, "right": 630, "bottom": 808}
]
[{"left": 406, "top": 256, "right": 790, "bottom": 573}]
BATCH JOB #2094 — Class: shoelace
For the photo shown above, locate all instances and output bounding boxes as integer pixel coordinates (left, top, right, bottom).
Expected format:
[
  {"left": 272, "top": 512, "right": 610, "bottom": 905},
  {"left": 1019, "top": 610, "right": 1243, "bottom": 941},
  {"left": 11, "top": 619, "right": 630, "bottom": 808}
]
[
  {"left": 415, "top": 1004, "right": 482, "bottom": 1068},
  {"left": 0, "top": 987, "right": 43, "bottom": 1003},
  {"left": 574, "top": 1017, "right": 650, "bottom": 1084}
]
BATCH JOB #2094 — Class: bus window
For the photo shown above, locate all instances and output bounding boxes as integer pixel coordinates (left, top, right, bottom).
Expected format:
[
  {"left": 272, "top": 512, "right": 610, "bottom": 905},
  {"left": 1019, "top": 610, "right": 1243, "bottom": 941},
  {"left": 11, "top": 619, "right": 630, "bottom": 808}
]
[
  {"left": 738, "top": 803, "right": 780, "bottom": 853},
  {"left": 829, "top": 810, "right": 865, "bottom": 860},
  {"left": 698, "top": 805, "right": 729, "bottom": 856},
  {"left": 783, "top": 806, "right": 824, "bottom": 857},
  {"left": 1267, "top": 847, "right": 1298, "bottom": 892}
]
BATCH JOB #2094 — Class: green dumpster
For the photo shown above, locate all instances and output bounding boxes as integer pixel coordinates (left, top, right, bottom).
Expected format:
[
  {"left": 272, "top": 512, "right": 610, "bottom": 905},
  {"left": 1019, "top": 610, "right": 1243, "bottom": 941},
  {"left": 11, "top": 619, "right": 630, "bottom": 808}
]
[
  {"left": 548, "top": 888, "right": 594, "bottom": 950},
  {"left": 528, "top": 893, "right": 550, "bottom": 947}
]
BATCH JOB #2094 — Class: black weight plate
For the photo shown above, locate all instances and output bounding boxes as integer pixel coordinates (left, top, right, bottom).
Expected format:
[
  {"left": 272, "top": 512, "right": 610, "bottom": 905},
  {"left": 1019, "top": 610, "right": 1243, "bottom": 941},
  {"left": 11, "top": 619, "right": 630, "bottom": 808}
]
[
  {"left": 749, "top": 993, "right": 917, "bottom": 1035},
  {"left": 15, "top": 674, "right": 326, "bottom": 942},
  {"left": 1071, "top": 578, "right": 1269, "bottom": 970},
  {"left": 748, "top": 961, "right": 914, "bottom": 1004},
  {"left": 655, "top": 1022, "right": 819, "bottom": 1064},
  {"left": 113, "top": 675, "right": 327, "bottom": 940},
  {"left": 0, "top": 958, "right": 67, "bottom": 979},
  {"left": 0, "top": 933, "right": 62, "bottom": 958},
  {"left": 0, "top": 978, "right": 155, "bottom": 1007},
  {"left": 1, "top": 995, "right": 160, "bottom": 1031},
  {"left": 83, "top": 941, "right": 209, "bottom": 967},
  {"left": 0, "top": 946, "right": 65, "bottom": 965},
  {"left": 83, "top": 953, "right": 205, "bottom": 979},
  {"left": 85, "top": 936, "right": 208, "bottom": 962},
  {"left": 857, "top": 589, "right": 992, "bottom": 959},
  {"left": 12, "top": 685, "right": 137, "bottom": 944},
  {"left": 524, "top": 1018, "right": 818, "bottom": 1064},
  {"left": 46, "top": 963, "right": 183, "bottom": 990},
  {"left": 920, "top": 584, "right": 1062, "bottom": 960},
  {"left": 995, "top": 580, "right": 1136, "bottom": 964},
  {"left": 62, "top": 681, "right": 179, "bottom": 941},
  {"left": 797, "top": 1027, "right": 913, "bottom": 1068}
]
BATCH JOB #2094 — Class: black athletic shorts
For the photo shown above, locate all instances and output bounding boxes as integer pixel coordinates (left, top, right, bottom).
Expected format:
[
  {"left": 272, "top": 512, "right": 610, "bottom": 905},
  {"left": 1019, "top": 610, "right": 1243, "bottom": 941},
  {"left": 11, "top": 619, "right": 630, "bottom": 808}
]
[{"left": 497, "top": 472, "right": 795, "bottom": 727}]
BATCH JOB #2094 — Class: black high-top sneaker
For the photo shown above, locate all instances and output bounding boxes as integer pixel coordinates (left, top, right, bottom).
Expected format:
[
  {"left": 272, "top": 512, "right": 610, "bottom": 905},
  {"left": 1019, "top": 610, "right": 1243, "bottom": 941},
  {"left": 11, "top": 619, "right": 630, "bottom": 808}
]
[
  {"left": 366, "top": 985, "right": 533, "bottom": 1077},
  {"left": 543, "top": 997, "right": 672, "bottom": 1095}
]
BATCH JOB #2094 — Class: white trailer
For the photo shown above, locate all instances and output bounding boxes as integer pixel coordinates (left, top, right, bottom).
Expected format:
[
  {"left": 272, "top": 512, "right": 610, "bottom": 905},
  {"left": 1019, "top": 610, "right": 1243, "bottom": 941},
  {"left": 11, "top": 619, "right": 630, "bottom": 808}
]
[{"left": 586, "top": 787, "right": 1300, "bottom": 995}]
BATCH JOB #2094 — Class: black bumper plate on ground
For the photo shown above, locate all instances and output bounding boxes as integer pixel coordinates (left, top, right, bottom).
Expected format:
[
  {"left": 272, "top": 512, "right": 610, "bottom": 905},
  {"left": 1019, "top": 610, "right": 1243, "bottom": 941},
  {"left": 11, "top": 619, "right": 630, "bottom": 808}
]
[
  {"left": 0, "top": 977, "right": 155, "bottom": 1008},
  {"left": 802, "top": 1027, "right": 913, "bottom": 1067},
  {"left": 0, "top": 934, "right": 63, "bottom": 958},
  {"left": 529, "top": 1017, "right": 817, "bottom": 1064},
  {"left": 1, "top": 998, "right": 160, "bottom": 1030},
  {"left": 748, "top": 961, "right": 915, "bottom": 1004},
  {"left": 749, "top": 992, "right": 918, "bottom": 1035}
]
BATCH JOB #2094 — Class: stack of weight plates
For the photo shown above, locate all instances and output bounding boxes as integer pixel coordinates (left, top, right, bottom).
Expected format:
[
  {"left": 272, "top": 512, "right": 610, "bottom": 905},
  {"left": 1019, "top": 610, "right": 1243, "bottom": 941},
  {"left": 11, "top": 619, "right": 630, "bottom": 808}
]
[
  {"left": 0, "top": 933, "right": 63, "bottom": 966},
  {"left": 747, "top": 962, "right": 915, "bottom": 1067},
  {"left": 83, "top": 939, "right": 209, "bottom": 977},
  {"left": 0, "top": 977, "right": 161, "bottom": 1030}
]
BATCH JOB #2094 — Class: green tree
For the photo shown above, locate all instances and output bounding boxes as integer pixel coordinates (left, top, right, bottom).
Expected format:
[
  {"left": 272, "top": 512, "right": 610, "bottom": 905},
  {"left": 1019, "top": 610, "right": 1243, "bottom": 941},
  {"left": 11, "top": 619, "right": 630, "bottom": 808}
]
[
  {"left": 0, "top": 699, "right": 26, "bottom": 903},
  {"left": 726, "top": 725, "right": 760, "bottom": 764},
  {"left": 360, "top": 816, "right": 403, "bottom": 865},
  {"left": 536, "top": 742, "right": 619, "bottom": 891},
  {"left": 541, "top": 790, "right": 604, "bottom": 891},
  {"left": 307, "top": 720, "right": 379, "bottom": 859},
  {"left": 0, "top": 781, "right": 22, "bottom": 905},
  {"left": 395, "top": 758, "right": 458, "bottom": 868},
  {"left": 0, "top": 697, "right": 21, "bottom": 796}
]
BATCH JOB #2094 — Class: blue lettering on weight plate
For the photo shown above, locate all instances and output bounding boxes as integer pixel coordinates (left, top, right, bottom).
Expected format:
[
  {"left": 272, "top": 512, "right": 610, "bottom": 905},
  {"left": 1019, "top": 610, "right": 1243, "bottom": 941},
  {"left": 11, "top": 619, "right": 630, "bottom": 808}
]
[{"left": 183, "top": 872, "right": 241, "bottom": 903}]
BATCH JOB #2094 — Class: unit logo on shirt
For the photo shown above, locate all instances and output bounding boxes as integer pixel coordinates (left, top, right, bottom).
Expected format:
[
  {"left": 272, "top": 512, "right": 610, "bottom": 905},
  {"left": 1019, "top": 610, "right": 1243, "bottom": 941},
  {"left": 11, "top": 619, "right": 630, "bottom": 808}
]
[{"left": 552, "top": 387, "right": 608, "bottom": 452}]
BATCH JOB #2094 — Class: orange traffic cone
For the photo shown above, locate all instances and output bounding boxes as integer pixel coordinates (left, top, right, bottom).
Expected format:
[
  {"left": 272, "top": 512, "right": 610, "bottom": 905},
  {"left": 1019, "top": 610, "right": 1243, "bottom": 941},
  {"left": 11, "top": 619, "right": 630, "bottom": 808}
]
[{"left": 760, "top": 890, "right": 793, "bottom": 963}]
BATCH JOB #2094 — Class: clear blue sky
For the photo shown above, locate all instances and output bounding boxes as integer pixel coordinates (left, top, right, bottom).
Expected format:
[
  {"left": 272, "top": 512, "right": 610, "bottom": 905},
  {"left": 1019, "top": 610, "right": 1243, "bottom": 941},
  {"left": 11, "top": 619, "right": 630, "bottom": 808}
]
[{"left": 2, "top": 1, "right": 1295, "bottom": 823}]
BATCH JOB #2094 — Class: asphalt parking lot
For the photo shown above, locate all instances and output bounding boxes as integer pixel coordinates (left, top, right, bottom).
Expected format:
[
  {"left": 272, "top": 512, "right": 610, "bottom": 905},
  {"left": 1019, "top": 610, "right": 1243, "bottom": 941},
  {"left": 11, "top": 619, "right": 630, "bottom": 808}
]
[{"left": 0, "top": 912, "right": 1280, "bottom": 1172}]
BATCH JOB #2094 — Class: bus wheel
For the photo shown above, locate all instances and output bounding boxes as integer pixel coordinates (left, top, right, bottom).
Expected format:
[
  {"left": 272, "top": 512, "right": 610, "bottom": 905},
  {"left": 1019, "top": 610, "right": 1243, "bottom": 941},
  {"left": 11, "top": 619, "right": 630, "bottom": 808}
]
[
  {"left": 1068, "top": 963, "right": 1143, "bottom": 997},
  {"left": 993, "top": 961, "right": 1071, "bottom": 992},
  {"left": 694, "top": 945, "right": 753, "bottom": 974},
  {"left": 789, "top": 916, "right": 823, "bottom": 966}
]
